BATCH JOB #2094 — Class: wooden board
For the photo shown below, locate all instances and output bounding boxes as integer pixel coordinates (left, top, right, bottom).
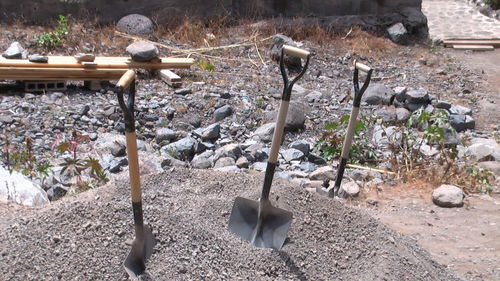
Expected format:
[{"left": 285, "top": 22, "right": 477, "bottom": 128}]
[
  {"left": 443, "top": 40, "right": 500, "bottom": 47},
  {"left": 452, "top": 45, "right": 494, "bottom": 51},
  {"left": 159, "top": 69, "right": 181, "bottom": 88},
  {"left": 0, "top": 56, "right": 195, "bottom": 69}
]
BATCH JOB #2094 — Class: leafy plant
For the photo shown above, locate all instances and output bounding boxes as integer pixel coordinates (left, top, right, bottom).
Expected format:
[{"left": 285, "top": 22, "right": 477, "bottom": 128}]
[
  {"left": 34, "top": 15, "right": 71, "bottom": 48},
  {"left": 315, "top": 114, "right": 377, "bottom": 164},
  {"left": 196, "top": 60, "right": 215, "bottom": 72},
  {"left": 485, "top": 0, "right": 500, "bottom": 9}
]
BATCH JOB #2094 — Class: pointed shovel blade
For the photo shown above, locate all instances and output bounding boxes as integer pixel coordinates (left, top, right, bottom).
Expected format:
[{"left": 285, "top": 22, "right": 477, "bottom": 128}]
[
  {"left": 228, "top": 196, "right": 292, "bottom": 250},
  {"left": 124, "top": 225, "right": 156, "bottom": 278}
]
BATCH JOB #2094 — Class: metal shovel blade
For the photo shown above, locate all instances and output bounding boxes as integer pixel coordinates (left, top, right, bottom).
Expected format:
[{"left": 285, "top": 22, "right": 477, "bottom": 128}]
[
  {"left": 228, "top": 196, "right": 292, "bottom": 250},
  {"left": 124, "top": 225, "right": 156, "bottom": 278}
]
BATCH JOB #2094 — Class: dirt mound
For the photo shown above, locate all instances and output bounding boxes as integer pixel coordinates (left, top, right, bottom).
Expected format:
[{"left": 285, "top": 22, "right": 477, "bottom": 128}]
[{"left": 0, "top": 169, "right": 461, "bottom": 281}]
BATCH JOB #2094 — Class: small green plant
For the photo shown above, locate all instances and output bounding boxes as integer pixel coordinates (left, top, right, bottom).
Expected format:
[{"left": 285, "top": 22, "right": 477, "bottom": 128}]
[
  {"left": 315, "top": 114, "right": 377, "bottom": 164},
  {"left": 196, "top": 60, "right": 215, "bottom": 72},
  {"left": 34, "top": 15, "right": 71, "bottom": 48},
  {"left": 485, "top": 0, "right": 500, "bottom": 9},
  {"left": 464, "top": 165, "right": 494, "bottom": 194}
]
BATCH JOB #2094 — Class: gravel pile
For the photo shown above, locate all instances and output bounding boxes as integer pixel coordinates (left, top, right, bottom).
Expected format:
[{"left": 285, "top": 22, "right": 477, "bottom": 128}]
[{"left": 0, "top": 168, "right": 461, "bottom": 281}]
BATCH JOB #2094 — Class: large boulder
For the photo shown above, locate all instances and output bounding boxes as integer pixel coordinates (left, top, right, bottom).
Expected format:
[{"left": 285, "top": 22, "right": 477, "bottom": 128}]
[
  {"left": 116, "top": 14, "right": 154, "bottom": 35},
  {"left": 0, "top": 167, "right": 49, "bottom": 206},
  {"left": 432, "top": 184, "right": 464, "bottom": 208}
]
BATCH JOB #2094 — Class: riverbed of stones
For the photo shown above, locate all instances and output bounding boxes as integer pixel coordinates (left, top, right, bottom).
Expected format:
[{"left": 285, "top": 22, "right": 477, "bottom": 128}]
[{"left": 1, "top": 31, "right": 499, "bottom": 205}]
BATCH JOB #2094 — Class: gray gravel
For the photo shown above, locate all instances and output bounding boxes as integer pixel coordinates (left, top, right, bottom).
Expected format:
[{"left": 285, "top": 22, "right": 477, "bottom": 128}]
[{"left": 0, "top": 168, "right": 462, "bottom": 281}]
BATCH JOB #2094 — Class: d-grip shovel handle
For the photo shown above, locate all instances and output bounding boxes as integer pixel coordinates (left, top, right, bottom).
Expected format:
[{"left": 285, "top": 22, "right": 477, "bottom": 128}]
[
  {"left": 261, "top": 46, "right": 310, "bottom": 200},
  {"left": 116, "top": 70, "right": 136, "bottom": 133},
  {"left": 333, "top": 61, "right": 373, "bottom": 194}
]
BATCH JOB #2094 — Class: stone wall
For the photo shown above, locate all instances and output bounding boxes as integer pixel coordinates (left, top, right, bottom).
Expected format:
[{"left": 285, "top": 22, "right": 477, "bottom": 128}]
[{"left": 0, "top": 0, "right": 426, "bottom": 34}]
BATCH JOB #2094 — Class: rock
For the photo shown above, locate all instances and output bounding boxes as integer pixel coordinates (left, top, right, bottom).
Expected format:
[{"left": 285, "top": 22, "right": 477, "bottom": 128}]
[
  {"left": 155, "top": 128, "right": 177, "bottom": 144},
  {"left": 372, "top": 125, "right": 402, "bottom": 149},
  {"left": 253, "top": 123, "right": 275, "bottom": 143},
  {"left": 0, "top": 115, "right": 14, "bottom": 124},
  {"left": 406, "top": 102, "right": 427, "bottom": 112},
  {"left": 308, "top": 153, "right": 327, "bottom": 165},
  {"left": 252, "top": 162, "right": 268, "bottom": 172},
  {"left": 449, "top": 114, "right": 475, "bottom": 132},
  {"left": 161, "top": 155, "right": 188, "bottom": 168},
  {"left": 195, "top": 141, "right": 215, "bottom": 154},
  {"left": 466, "top": 138, "right": 500, "bottom": 162},
  {"left": 300, "top": 162, "right": 317, "bottom": 173},
  {"left": 244, "top": 143, "right": 267, "bottom": 162},
  {"left": 214, "top": 157, "right": 236, "bottom": 168},
  {"left": 109, "top": 158, "right": 128, "bottom": 173},
  {"left": 74, "top": 53, "right": 95, "bottom": 62},
  {"left": 405, "top": 88, "right": 429, "bottom": 104},
  {"left": 163, "top": 137, "right": 197, "bottom": 160},
  {"left": 393, "top": 86, "right": 407, "bottom": 103},
  {"left": 236, "top": 157, "right": 250, "bottom": 168},
  {"left": 110, "top": 142, "right": 126, "bottom": 157},
  {"left": 309, "top": 166, "right": 336, "bottom": 181},
  {"left": 359, "top": 83, "right": 394, "bottom": 105},
  {"left": 29, "top": 55, "right": 48, "bottom": 63},
  {"left": 449, "top": 105, "right": 472, "bottom": 116},
  {"left": 305, "top": 91, "right": 323, "bottom": 103},
  {"left": 338, "top": 181, "right": 360, "bottom": 198},
  {"left": 387, "top": 22, "right": 408, "bottom": 44},
  {"left": 126, "top": 41, "right": 159, "bottom": 62},
  {"left": 174, "top": 88, "right": 192, "bottom": 96},
  {"left": 396, "top": 107, "right": 411, "bottom": 123},
  {"left": 80, "top": 105, "right": 91, "bottom": 116},
  {"left": 283, "top": 102, "right": 306, "bottom": 130},
  {"left": 2, "top": 42, "right": 27, "bottom": 59},
  {"left": 281, "top": 148, "right": 304, "bottom": 162},
  {"left": 214, "top": 143, "right": 241, "bottom": 161},
  {"left": 432, "top": 184, "right": 464, "bottom": 208},
  {"left": 46, "top": 184, "right": 67, "bottom": 201},
  {"left": 116, "top": 14, "right": 154, "bottom": 35},
  {"left": 435, "top": 100, "right": 452, "bottom": 110},
  {"left": 0, "top": 167, "right": 49, "bottom": 206},
  {"left": 214, "top": 166, "right": 240, "bottom": 172},
  {"left": 269, "top": 34, "right": 302, "bottom": 71},
  {"left": 374, "top": 107, "right": 397, "bottom": 123},
  {"left": 201, "top": 123, "right": 220, "bottom": 141},
  {"left": 214, "top": 105, "right": 233, "bottom": 121},
  {"left": 191, "top": 151, "right": 214, "bottom": 169},
  {"left": 289, "top": 140, "right": 310, "bottom": 156},
  {"left": 477, "top": 161, "right": 500, "bottom": 176}
]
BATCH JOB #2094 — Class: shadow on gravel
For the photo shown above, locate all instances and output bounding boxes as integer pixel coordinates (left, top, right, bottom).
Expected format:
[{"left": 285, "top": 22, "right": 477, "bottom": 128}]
[{"left": 278, "top": 251, "right": 308, "bottom": 281}]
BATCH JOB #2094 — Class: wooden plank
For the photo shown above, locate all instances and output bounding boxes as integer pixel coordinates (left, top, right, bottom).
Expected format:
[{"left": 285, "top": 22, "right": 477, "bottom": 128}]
[
  {"left": 159, "top": 69, "right": 182, "bottom": 88},
  {"left": 453, "top": 45, "right": 494, "bottom": 51},
  {"left": 443, "top": 40, "right": 500, "bottom": 47},
  {"left": 0, "top": 56, "right": 195, "bottom": 69}
]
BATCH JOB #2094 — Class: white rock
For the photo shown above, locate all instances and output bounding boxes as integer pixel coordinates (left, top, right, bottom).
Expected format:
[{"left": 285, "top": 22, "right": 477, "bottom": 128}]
[
  {"left": 0, "top": 167, "right": 49, "bottom": 206},
  {"left": 339, "top": 181, "right": 360, "bottom": 198},
  {"left": 432, "top": 184, "right": 464, "bottom": 208}
]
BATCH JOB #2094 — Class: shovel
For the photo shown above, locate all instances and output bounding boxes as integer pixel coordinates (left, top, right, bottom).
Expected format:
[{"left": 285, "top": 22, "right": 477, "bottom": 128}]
[
  {"left": 228, "top": 45, "right": 311, "bottom": 250},
  {"left": 115, "top": 70, "right": 156, "bottom": 278},
  {"left": 317, "top": 60, "right": 373, "bottom": 198}
]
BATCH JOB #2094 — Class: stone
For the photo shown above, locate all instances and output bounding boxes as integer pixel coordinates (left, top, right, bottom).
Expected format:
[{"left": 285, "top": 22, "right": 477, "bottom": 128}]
[
  {"left": 466, "top": 138, "right": 500, "bottom": 162},
  {"left": 309, "top": 166, "right": 336, "bottom": 181},
  {"left": 174, "top": 88, "right": 192, "bottom": 95},
  {"left": 195, "top": 141, "right": 215, "bottom": 154},
  {"left": 269, "top": 34, "right": 302, "bottom": 71},
  {"left": 214, "top": 157, "right": 236, "bottom": 168},
  {"left": 214, "top": 143, "right": 241, "bottom": 161},
  {"left": 338, "top": 181, "right": 360, "bottom": 198},
  {"left": 126, "top": 41, "right": 159, "bottom": 62},
  {"left": 74, "top": 53, "right": 95, "bottom": 62},
  {"left": 244, "top": 143, "right": 267, "bottom": 162},
  {"left": 253, "top": 123, "right": 275, "bottom": 143},
  {"left": 214, "top": 105, "right": 233, "bottom": 121},
  {"left": 110, "top": 142, "right": 126, "bottom": 157},
  {"left": 108, "top": 158, "right": 128, "bottom": 173},
  {"left": 201, "top": 123, "right": 220, "bottom": 141},
  {"left": 236, "top": 157, "right": 250, "bottom": 168},
  {"left": 396, "top": 107, "right": 411, "bottom": 123},
  {"left": 387, "top": 22, "right": 408, "bottom": 44},
  {"left": 449, "top": 105, "right": 472, "bottom": 116},
  {"left": 252, "top": 162, "right": 268, "bottom": 172},
  {"left": 289, "top": 140, "right": 310, "bottom": 156},
  {"left": 308, "top": 153, "right": 327, "bottom": 165},
  {"left": 28, "top": 55, "right": 48, "bottom": 63},
  {"left": 372, "top": 125, "right": 402, "bottom": 149},
  {"left": 281, "top": 102, "right": 306, "bottom": 130},
  {"left": 0, "top": 115, "right": 14, "bottom": 124},
  {"left": 374, "top": 107, "right": 397, "bottom": 123},
  {"left": 406, "top": 102, "right": 427, "bottom": 112},
  {"left": 163, "top": 137, "right": 197, "bottom": 160},
  {"left": 305, "top": 91, "right": 323, "bottom": 103},
  {"left": 393, "top": 86, "right": 407, "bottom": 102},
  {"left": 477, "top": 161, "right": 500, "bottom": 176},
  {"left": 2, "top": 42, "right": 27, "bottom": 59},
  {"left": 0, "top": 167, "right": 49, "bottom": 206},
  {"left": 300, "top": 162, "right": 317, "bottom": 173},
  {"left": 161, "top": 155, "right": 188, "bottom": 168},
  {"left": 359, "top": 83, "right": 394, "bottom": 105},
  {"left": 432, "top": 184, "right": 464, "bottom": 208},
  {"left": 435, "top": 100, "right": 452, "bottom": 110},
  {"left": 155, "top": 128, "right": 177, "bottom": 144},
  {"left": 405, "top": 88, "right": 430, "bottom": 104},
  {"left": 191, "top": 151, "right": 214, "bottom": 169},
  {"left": 449, "top": 114, "right": 475, "bottom": 132},
  {"left": 116, "top": 14, "right": 154, "bottom": 35},
  {"left": 281, "top": 148, "right": 305, "bottom": 162}
]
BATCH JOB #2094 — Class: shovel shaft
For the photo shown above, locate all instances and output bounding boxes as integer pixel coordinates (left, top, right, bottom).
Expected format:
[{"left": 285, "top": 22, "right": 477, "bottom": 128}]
[{"left": 126, "top": 132, "right": 142, "bottom": 204}]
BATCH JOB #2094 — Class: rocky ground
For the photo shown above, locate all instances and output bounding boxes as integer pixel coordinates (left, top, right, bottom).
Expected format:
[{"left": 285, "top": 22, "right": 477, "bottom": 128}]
[{"left": 0, "top": 14, "right": 499, "bottom": 281}]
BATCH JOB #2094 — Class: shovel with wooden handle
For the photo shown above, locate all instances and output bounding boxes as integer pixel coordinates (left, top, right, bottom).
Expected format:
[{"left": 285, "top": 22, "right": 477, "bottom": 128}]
[
  {"left": 228, "top": 45, "right": 311, "bottom": 250},
  {"left": 115, "top": 70, "right": 156, "bottom": 278},
  {"left": 317, "top": 60, "right": 373, "bottom": 198}
]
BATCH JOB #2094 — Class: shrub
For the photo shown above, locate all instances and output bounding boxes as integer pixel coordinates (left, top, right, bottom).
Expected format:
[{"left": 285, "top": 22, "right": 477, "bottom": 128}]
[{"left": 34, "top": 15, "right": 71, "bottom": 48}]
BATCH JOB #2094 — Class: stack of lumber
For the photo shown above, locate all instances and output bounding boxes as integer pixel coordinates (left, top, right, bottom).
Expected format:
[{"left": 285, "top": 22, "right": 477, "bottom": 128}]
[
  {"left": 443, "top": 40, "right": 500, "bottom": 51},
  {"left": 0, "top": 56, "right": 194, "bottom": 81}
]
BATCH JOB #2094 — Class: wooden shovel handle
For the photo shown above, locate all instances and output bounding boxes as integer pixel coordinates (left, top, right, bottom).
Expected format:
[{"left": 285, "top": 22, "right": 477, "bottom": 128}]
[
  {"left": 117, "top": 70, "right": 136, "bottom": 89},
  {"left": 126, "top": 132, "right": 142, "bottom": 203},
  {"left": 354, "top": 60, "right": 372, "bottom": 73},
  {"left": 282, "top": 45, "right": 310, "bottom": 59}
]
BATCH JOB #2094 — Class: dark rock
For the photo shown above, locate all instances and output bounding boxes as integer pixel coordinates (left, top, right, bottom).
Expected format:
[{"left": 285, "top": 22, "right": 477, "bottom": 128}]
[
  {"left": 359, "top": 83, "right": 394, "bottom": 105},
  {"left": 114, "top": 122, "right": 125, "bottom": 133},
  {"left": 143, "top": 114, "right": 159, "bottom": 122},
  {"left": 405, "top": 88, "right": 429, "bottom": 104},
  {"left": 110, "top": 142, "right": 126, "bottom": 157},
  {"left": 2, "top": 42, "right": 27, "bottom": 59},
  {"left": 29, "top": 55, "right": 48, "bottom": 63},
  {"left": 289, "top": 140, "right": 310, "bottom": 156},
  {"left": 308, "top": 153, "right": 327, "bottom": 165},
  {"left": 406, "top": 103, "right": 427, "bottom": 112},
  {"left": 253, "top": 123, "right": 275, "bottom": 143},
  {"left": 195, "top": 141, "right": 215, "bottom": 154},
  {"left": 393, "top": 86, "right": 407, "bottom": 103},
  {"left": 449, "top": 114, "right": 475, "bottom": 132},
  {"left": 269, "top": 34, "right": 302, "bottom": 71},
  {"left": 109, "top": 158, "right": 128, "bottom": 173},
  {"left": 161, "top": 155, "right": 188, "bottom": 168},
  {"left": 449, "top": 105, "right": 472, "bottom": 116},
  {"left": 126, "top": 41, "right": 159, "bottom": 62},
  {"left": 281, "top": 148, "right": 305, "bottom": 162},
  {"left": 191, "top": 151, "right": 214, "bottom": 169},
  {"left": 214, "top": 105, "right": 233, "bottom": 121},
  {"left": 435, "top": 100, "right": 452, "bottom": 110},
  {"left": 155, "top": 128, "right": 177, "bottom": 143},
  {"left": 117, "top": 14, "right": 154, "bottom": 35},
  {"left": 80, "top": 105, "right": 90, "bottom": 116},
  {"left": 163, "top": 137, "right": 197, "bottom": 160},
  {"left": 387, "top": 23, "right": 408, "bottom": 44},
  {"left": 201, "top": 123, "right": 220, "bottom": 141},
  {"left": 174, "top": 88, "right": 192, "bottom": 95}
]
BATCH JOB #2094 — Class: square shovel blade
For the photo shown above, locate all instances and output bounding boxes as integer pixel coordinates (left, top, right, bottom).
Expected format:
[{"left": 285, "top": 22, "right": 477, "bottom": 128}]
[{"left": 228, "top": 196, "right": 292, "bottom": 250}]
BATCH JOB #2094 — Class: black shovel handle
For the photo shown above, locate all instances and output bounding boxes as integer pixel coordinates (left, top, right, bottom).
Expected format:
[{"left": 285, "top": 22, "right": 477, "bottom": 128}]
[
  {"left": 333, "top": 61, "right": 373, "bottom": 195},
  {"left": 116, "top": 70, "right": 137, "bottom": 133},
  {"left": 261, "top": 45, "right": 311, "bottom": 200}
]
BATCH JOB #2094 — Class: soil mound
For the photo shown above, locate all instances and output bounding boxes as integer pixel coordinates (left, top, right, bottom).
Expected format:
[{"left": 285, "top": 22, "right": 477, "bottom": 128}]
[{"left": 0, "top": 169, "right": 461, "bottom": 281}]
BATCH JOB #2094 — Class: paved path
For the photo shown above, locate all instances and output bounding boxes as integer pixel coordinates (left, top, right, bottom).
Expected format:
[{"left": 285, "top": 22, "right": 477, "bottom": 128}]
[{"left": 422, "top": 0, "right": 500, "bottom": 41}]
